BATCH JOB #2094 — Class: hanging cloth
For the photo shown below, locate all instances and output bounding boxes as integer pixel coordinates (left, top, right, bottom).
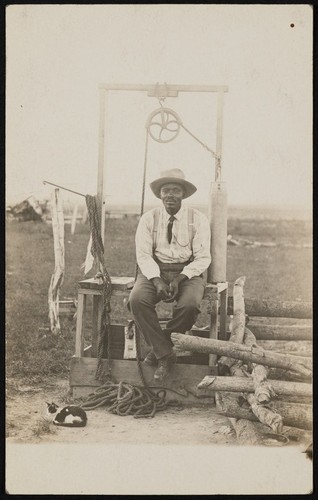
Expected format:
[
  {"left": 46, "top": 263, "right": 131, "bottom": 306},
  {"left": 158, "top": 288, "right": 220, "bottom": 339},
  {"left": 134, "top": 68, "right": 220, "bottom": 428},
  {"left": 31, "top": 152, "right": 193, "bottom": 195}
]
[
  {"left": 83, "top": 234, "right": 94, "bottom": 275},
  {"left": 48, "top": 189, "right": 65, "bottom": 334}
]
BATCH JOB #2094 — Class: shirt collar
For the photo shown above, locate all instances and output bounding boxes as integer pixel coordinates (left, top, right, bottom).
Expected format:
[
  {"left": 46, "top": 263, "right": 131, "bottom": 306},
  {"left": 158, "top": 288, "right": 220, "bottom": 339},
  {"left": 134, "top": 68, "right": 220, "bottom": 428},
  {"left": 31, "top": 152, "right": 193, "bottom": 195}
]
[{"left": 161, "top": 204, "right": 184, "bottom": 221}]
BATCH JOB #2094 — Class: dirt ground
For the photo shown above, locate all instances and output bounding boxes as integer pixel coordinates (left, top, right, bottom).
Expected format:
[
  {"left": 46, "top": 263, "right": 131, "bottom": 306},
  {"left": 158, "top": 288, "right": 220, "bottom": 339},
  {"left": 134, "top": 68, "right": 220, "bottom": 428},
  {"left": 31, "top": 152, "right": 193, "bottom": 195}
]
[{"left": 6, "top": 377, "right": 238, "bottom": 446}]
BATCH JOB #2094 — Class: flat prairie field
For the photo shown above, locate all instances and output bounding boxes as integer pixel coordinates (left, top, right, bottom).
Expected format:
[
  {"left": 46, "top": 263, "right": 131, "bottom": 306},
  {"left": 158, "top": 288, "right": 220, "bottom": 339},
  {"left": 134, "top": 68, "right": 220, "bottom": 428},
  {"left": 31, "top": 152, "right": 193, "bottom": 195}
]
[
  {"left": 5, "top": 215, "right": 312, "bottom": 445},
  {"left": 6, "top": 215, "right": 312, "bottom": 378}
]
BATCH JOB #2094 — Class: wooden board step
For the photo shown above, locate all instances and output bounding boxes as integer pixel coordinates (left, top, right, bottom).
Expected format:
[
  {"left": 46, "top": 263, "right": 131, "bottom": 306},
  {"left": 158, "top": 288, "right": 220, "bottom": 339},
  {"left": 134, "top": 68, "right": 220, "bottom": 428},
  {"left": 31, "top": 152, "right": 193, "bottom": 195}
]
[{"left": 79, "top": 276, "right": 135, "bottom": 291}]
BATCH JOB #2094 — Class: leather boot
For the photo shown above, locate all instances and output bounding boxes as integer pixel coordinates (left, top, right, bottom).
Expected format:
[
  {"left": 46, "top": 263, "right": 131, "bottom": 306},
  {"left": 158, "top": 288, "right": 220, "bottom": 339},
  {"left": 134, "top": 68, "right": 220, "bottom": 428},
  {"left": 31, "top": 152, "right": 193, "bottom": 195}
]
[
  {"left": 143, "top": 350, "right": 158, "bottom": 366},
  {"left": 154, "top": 352, "right": 176, "bottom": 381}
]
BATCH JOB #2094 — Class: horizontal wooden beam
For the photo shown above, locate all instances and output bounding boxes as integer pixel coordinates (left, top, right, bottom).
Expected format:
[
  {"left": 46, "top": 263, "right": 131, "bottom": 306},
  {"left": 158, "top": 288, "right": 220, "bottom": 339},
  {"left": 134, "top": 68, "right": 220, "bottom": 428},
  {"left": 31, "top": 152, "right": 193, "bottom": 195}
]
[
  {"left": 98, "top": 83, "right": 229, "bottom": 93},
  {"left": 227, "top": 297, "right": 312, "bottom": 319}
]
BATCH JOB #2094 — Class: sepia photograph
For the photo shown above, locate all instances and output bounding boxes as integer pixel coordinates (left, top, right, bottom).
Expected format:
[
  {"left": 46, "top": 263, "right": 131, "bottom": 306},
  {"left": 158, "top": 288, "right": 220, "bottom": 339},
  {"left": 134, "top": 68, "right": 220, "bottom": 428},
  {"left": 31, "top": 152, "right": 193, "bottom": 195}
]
[{"left": 5, "top": 4, "right": 313, "bottom": 495}]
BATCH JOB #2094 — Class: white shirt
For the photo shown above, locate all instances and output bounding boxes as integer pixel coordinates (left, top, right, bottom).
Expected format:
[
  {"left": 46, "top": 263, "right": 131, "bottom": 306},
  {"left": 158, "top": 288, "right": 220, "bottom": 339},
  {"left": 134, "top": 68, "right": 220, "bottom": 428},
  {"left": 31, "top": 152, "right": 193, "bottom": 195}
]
[{"left": 135, "top": 204, "right": 211, "bottom": 280}]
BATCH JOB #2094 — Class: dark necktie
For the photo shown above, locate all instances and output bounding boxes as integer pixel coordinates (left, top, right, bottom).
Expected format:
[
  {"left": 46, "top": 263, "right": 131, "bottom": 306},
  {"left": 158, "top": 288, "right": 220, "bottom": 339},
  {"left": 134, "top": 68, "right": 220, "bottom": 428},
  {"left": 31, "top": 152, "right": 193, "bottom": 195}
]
[{"left": 167, "top": 215, "right": 175, "bottom": 244}]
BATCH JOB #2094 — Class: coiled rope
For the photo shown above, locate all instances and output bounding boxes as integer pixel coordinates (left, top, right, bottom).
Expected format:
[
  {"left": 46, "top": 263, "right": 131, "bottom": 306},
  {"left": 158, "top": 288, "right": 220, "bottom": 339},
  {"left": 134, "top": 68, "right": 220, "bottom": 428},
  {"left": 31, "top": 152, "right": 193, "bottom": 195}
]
[
  {"left": 80, "top": 381, "right": 168, "bottom": 418},
  {"left": 85, "top": 195, "right": 112, "bottom": 381}
]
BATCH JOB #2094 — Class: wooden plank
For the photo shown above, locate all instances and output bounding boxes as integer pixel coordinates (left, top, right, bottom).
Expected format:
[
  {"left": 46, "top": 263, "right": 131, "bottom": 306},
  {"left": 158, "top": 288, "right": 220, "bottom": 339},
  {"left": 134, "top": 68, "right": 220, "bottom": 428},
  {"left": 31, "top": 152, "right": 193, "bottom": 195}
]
[
  {"left": 215, "top": 90, "right": 224, "bottom": 180},
  {"left": 97, "top": 88, "right": 106, "bottom": 246},
  {"left": 79, "top": 276, "right": 135, "bottom": 291},
  {"left": 219, "top": 287, "right": 228, "bottom": 340},
  {"left": 78, "top": 288, "right": 132, "bottom": 297},
  {"left": 208, "top": 297, "right": 218, "bottom": 372},
  {"left": 227, "top": 297, "right": 312, "bottom": 319},
  {"left": 98, "top": 83, "right": 229, "bottom": 93},
  {"left": 69, "top": 358, "right": 215, "bottom": 404},
  {"left": 204, "top": 282, "right": 228, "bottom": 298},
  {"left": 92, "top": 295, "right": 102, "bottom": 357},
  {"left": 208, "top": 182, "right": 227, "bottom": 282},
  {"left": 75, "top": 294, "right": 85, "bottom": 357}
]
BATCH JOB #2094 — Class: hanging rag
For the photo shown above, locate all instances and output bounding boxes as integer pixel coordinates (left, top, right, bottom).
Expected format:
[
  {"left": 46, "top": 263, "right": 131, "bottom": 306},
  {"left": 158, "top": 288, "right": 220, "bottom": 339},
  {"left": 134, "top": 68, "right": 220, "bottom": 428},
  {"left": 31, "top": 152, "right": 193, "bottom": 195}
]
[
  {"left": 83, "top": 234, "right": 94, "bottom": 274},
  {"left": 48, "top": 189, "right": 65, "bottom": 334}
]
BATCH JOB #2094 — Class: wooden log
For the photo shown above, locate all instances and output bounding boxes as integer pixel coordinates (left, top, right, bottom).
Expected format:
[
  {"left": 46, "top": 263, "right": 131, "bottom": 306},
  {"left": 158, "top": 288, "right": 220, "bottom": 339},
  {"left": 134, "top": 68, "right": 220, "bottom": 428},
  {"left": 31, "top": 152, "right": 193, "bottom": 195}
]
[
  {"left": 170, "top": 333, "right": 312, "bottom": 377},
  {"left": 197, "top": 376, "right": 312, "bottom": 398},
  {"left": 267, "top": 401, "right": 312, "bottom": 431},
  {"left": 276, "top": 395, "right": 312, "bottom": 405},
  {"left": 244, "top": 393, "right": 283, "bottom": 433},
  {"left": 248, "top": 323, "right": 312, "bottom": 341},
  {"left": 227, "top": 416, "right": 264, "bottom": 445},
  {"left": 227, "top": 297, "right": 312, "bottom": 319},
  {"left": 268, "top": 367, "right": 312, "bottom": 382},
  {"left": 218, "top": 276, "right": 246, "bottom": 367},
  {"left": 243, "top": 328, "right": 275, "bottom": 403},
  {"left": 215, "top": 392, "right": 312, "bottom": 430},
  {"left": 279, "top": 426, "right": 312, "bottom": 444},
  {"left": 256, "top": 340, "right": 312, "bottom": 358}
]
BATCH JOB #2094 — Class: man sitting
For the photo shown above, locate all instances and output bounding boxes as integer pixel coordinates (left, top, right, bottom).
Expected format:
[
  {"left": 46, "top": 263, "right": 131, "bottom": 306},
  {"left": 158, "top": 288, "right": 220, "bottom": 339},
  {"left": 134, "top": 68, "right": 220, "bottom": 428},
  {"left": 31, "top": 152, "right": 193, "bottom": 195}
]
[{"left": 128, "top": 168, "right": 211, "bottom": 381}]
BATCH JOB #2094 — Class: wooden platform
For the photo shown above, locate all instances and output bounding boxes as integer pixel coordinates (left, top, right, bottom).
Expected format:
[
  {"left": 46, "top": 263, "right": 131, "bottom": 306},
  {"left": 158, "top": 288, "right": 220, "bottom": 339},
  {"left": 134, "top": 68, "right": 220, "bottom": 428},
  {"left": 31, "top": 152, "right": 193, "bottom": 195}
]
[
  {"left": 78, "top": 276, "right": 134, "bottom": 295},
  {"left": 72, "top": 276, "right": 229, "bottom": 404},
  {"left": 70, "top": 358, "right": 216, "bottom": 404}
]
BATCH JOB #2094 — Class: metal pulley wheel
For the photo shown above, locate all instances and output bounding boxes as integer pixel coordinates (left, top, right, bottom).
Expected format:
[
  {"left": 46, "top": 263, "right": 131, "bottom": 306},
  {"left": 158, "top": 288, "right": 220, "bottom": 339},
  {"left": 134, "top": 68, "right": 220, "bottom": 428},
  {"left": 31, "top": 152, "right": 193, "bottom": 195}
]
[{"left": 146, "top": 107, "right": 182, "bottom": 143}]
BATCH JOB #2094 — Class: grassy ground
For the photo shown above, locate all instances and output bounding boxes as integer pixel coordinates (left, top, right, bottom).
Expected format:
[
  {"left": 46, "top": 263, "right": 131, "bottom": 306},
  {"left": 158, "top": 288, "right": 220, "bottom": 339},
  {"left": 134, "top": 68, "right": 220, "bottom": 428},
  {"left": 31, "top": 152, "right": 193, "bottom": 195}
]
[{"left": 6, "top": 216, "right": 312, "bottom": 383}]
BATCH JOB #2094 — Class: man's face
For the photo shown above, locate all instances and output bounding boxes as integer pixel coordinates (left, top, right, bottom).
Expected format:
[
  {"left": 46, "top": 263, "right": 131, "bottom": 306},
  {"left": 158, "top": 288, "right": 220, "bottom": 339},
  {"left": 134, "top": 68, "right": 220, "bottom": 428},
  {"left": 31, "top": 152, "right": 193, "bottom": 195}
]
[{"left": 160, "top": 183, "right": 184, "bottom": 215}]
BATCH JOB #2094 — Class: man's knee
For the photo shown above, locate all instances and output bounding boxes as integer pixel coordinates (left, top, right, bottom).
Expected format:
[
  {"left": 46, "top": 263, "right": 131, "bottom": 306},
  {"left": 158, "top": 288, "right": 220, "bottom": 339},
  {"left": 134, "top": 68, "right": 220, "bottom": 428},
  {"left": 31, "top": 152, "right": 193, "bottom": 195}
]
[
  {"left": 176, "top": 296, "right": 201, "bottom": 314},
  {"left": 129, "top": 287, "right": 155, "bottom": 313}
]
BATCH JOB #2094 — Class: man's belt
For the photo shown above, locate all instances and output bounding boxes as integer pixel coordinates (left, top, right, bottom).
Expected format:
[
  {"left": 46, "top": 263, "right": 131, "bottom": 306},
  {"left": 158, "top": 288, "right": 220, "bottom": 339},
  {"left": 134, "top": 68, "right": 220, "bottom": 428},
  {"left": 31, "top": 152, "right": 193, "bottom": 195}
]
[{"left": 154, "top": 257, "right": 192, "bottom": 273}]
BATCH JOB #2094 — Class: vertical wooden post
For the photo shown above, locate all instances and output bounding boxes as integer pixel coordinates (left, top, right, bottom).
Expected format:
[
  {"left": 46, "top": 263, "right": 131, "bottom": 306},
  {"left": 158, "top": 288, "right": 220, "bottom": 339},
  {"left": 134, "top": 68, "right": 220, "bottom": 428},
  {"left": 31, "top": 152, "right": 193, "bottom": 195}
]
[
  {"left": 94, "top": 89, "right": 107, "bottom": 359},
  {"left": 215, "top": 90, "right": 224, "bottom": 179},
  {"left": 92, "top": 295, "right": 102, "bottom": 357},
  {"left": 207, "top": 89, "right": 227, "bottom": 284},
  {"left": 208, "top": 181, "right": 227, "bottom": 283},
  {"left": 207, "top": 90, "right": 228, "bottom": 378},
  {"left": 209, "top": 293, "right": 219, "bottom": 373},
  {"left": 75, "top": 293, "right": 86, "bottom": 357},
  {"left": 97, "top": 88, "right": 107, "bottom": 245},
  {"left": 219, "top": 287, "right": 228, "bottom": 340}
]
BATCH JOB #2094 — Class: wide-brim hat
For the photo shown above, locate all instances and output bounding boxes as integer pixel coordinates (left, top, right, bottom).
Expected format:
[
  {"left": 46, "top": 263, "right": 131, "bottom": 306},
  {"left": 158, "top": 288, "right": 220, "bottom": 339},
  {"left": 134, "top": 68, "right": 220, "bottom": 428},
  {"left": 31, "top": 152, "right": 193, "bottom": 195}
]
[{"left": 150, "top": 168, "right": 197, "bottom": 199}]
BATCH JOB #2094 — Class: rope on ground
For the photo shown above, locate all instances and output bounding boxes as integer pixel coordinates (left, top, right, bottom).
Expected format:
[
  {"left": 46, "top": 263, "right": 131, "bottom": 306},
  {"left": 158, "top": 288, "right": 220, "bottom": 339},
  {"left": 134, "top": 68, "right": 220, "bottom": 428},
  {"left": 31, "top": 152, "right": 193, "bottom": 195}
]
[{"left": 80, "top": 381, "right": 168, "bottom": 418}]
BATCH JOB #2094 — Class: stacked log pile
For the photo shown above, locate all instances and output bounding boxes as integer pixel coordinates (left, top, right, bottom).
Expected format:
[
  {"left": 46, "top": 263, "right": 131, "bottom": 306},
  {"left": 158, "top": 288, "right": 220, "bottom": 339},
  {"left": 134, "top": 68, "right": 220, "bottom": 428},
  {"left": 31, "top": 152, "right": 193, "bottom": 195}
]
[{"left": 171, "top": 276, "right": 312, "bottom": 446}]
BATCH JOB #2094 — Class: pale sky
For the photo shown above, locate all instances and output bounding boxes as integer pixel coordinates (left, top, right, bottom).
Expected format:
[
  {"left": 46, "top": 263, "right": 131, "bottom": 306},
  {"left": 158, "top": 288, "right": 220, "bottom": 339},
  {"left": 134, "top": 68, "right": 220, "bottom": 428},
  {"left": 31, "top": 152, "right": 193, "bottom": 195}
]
[{"left": 6, "top": 4, "right": 312, "bottom": 209}]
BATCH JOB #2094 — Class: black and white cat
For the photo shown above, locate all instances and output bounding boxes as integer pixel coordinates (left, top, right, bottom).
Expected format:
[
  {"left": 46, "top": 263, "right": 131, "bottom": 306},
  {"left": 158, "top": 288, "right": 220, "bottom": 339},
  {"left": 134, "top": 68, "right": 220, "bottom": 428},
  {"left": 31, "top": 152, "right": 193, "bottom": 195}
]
[{"left": 45, "top": 402, "right": 87, "bottom": 427}]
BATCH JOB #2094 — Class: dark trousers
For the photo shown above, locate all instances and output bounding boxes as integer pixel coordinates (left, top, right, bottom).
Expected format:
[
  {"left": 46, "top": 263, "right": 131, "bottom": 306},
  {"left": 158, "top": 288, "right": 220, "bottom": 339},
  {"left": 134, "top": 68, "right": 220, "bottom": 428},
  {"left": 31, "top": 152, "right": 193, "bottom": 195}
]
[{"left": 128, "top": 267, "right": 206, "bottom": 359}]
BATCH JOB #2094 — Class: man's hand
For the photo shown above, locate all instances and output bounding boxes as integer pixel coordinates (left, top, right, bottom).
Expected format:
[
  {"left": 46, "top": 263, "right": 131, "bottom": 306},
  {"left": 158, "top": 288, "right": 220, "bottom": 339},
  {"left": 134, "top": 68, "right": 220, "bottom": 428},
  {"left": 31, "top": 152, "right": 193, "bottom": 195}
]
[
  {"left": 151, "top": 277, "right": 171, "bottom": 301},
  {"left": 165, "top": 273, "right": 188, "bottom": 302}
]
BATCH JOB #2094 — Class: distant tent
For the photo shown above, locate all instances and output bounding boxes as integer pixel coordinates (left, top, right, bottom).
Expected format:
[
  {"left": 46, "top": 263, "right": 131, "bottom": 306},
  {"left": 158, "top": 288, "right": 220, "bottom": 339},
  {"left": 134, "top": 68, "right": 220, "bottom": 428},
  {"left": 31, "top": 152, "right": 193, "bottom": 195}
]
[{"left": 6, "top": 196, "right": 48, "bottom": 222}]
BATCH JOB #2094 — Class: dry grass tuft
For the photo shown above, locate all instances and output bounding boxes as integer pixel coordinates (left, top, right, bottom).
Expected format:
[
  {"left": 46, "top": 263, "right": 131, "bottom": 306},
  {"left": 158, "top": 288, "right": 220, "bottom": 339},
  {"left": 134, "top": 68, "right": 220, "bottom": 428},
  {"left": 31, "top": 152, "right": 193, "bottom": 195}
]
[{"left": 32, "top": 418, "right": 57, "bottom": 438}]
